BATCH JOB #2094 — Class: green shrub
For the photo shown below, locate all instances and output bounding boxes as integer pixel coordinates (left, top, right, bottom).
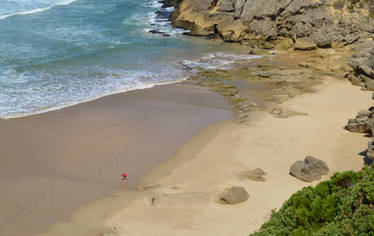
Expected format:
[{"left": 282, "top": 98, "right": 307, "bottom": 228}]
[
  {"left": 315, "top": 181, "right": 330, "bottom": 198},
  {"left": 251, "top": 165, "right": 374, "bottom": 236},
  {"left": 370, "top": 8, "right": 374, "bottom": 18},
  {"left": 333, "top": 0, "right": 345, "bottom": 9},
  {"left": 347, "top": 3, "right": 355, "bottom": 11}
]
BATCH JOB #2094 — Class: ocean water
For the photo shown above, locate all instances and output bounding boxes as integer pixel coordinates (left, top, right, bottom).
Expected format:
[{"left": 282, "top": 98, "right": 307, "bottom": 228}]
[{"left": 0, "top": 0, "right": 259, "bottom": 119}]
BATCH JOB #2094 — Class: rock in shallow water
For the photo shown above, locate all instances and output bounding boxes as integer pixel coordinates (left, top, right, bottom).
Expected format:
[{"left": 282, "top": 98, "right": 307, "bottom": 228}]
[
  {"left": 218, "top": 186, "right": 249, "bottom": 204},
  {"left": 290, "top": 156, "right": 329, "bottom": 182},
  {"left": 148, "top": 29, "right": 170, "bottom": 37}
]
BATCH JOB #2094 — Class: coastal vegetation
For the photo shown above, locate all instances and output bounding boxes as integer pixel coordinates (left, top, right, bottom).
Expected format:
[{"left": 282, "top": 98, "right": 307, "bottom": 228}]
[
  {"left": 333, "top": 0, "right": 344, "bottom": 9},
  {"left": 332, "top": 0, "right": 374, "bottom": 16},
  {"left": 252, "top": 165, "right": 374, "bottom": 235}
]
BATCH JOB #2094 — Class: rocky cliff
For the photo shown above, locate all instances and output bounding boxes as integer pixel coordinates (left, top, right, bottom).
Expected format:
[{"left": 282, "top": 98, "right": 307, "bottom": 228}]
[{"left": 168, "top": 0, "right": 374, "bottom": 49}]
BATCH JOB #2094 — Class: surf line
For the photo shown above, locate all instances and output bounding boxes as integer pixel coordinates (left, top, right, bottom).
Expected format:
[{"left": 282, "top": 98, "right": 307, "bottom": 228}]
[{"left": 0, "top": 0, "right": 78, "bottom": 20}]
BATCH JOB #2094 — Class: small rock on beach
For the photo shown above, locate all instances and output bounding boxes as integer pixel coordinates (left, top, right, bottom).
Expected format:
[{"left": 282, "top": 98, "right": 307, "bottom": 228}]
[
  {"left": 218, "top": 186, "right": 249, "bottom": 204},
  {"left": 239, "top": 168, "right": 267, "bottom": 182}
]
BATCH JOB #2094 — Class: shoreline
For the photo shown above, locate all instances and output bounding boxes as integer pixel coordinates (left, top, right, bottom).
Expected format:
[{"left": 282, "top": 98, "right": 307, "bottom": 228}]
[
  {"left": 38, "top": 78, "right": 373, "bottom": 236},
  {"left": 0, "top": 79, "right": 188, "bottom": 120},
  {"left": 0, "top": 84, "right": 232, "bottom": 236}
]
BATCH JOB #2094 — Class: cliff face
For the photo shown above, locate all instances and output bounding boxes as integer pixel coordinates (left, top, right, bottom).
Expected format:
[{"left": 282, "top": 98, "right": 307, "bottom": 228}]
[{"left": 170, "top": 0, "right": 374, "bottom": 49}]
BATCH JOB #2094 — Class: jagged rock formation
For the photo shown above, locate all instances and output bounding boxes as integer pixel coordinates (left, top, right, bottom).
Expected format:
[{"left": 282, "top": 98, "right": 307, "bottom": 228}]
[
  {"left": 168, "top": 0, "right": 374, "bottom": 49},
  {"left": 290, "top": 156, "right": 329, "bottom": 182},
  {"left": 344, "top": 92, "right": 374, "bottom": 160},
  {"left": 346, "top": 42, "right": 374, "bottom": 90},
  {"left": 344, "top": 109, "right": 373, "bottom": 133}
]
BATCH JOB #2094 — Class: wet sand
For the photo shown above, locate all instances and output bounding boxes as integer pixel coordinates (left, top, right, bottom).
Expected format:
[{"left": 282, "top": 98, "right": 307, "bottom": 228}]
[{"left": 0, "top": 84, "right": 232, "bottom": 236}]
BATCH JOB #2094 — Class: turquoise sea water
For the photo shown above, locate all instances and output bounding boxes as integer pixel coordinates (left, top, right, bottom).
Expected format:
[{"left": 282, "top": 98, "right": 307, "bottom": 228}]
[{"left": 0, "top": 0, "right": 259, "bottom": 118}]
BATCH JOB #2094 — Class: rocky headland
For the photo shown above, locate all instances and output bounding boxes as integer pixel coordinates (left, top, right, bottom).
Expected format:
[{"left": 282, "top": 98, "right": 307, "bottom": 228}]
[{"left": 168, "top": 0, "right": 373, "bottom": 49}]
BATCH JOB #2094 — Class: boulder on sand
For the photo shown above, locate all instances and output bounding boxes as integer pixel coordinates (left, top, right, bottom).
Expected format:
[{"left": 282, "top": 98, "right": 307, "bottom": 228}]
[
  {"left": 290, "top": 156, "right": 329, "bottom": 182},
  {"left": 218, "top": 186, "right": 249, "bottom": 204},
  {"left": 344, "top": 109, "right": 372, "bottom": 133},
  {"left": 239, "top": 168, "right": 267, "bottom": 182}
]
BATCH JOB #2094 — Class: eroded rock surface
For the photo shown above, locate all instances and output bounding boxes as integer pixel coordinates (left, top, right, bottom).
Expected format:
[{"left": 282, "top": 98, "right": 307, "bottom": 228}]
[
  {"left": 347, "top": 44, "right": 374, "bottom": 90},
  {"left": 290, "top": 156, "right": 329, "bottom": 182},
  {"left": 167, "top": 0, "right": 374, "bottom": 49},
  {"left": 344, "top": 109, "right": 373, "bottom": 133},
  {"left": 344, "top": 93, "right": 374, "bottom": 161}
]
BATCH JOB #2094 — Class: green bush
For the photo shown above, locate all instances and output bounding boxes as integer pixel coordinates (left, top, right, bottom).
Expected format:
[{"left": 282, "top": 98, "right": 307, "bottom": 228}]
[
  {"left": 370, "top": 8, "right": 374, "bottom": 18},
  {"left": 347, "top": 3, "right": 355, "bottom": 11},
  {"left": 333, "top": 0, "right": 345, "bottom": 9},
  {"left": 251, "top": 165, "right": 374, "bottom": 236}
]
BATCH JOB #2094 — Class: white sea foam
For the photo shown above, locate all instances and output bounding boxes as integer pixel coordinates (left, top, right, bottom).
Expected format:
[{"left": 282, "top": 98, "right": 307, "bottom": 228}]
[
  {"left": 144, "top": 0, "right": 163, "bottom": 9},
  {"left": 0, "top": 66, "right": 188, "bottom": 119},
  {"left": 0, "top": 51, "right": 263, "bottom": 119},
  {"left": 0, "top": 79, "right": 186, "bottom": 120},
  {"left": 0, "top": 0, "right": 78, "bottom": 20},
  {"left": 181, "top": 52, "right": 263, "bottom": 70},
  {"left": 124, "top": 0, "right": 189, "bottom": 37}
]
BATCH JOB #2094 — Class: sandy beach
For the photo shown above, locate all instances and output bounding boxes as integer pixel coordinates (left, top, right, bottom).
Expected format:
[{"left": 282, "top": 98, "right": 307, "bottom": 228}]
[
  {"left": 36, "top": 78, "right": 373, "bottom": 236},
  {"left": 0, "top": 85, "right": 231, "bottom": 236},
  {"left": 2, "top": 0, "right": 374, "bottom": 235}
]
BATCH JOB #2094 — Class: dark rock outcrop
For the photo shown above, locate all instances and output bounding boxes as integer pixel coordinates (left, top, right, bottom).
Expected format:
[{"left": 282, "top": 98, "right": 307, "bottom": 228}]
[
  {"left": 148, "top": 29, "right": 171, "bottom": 37},
  {"left": 218, "top": 186, "right": 249, "bottom": 204},
  {"left": 367, "top": 139, "right": 374, "bottom": 160},
  {"left": 344, "top": 93, "right": 374, "bottom": 161},
  {"left": 290, "top": 156, "right": 329, "bottom": 182},
  {"left": 170, "top": 0, "right": 374, "bottom": 49},
  {"left": 161, "top": 0, "right": 183, "bottom": 8},
  {"left": 347, "top": 44, "right": 374, "bottom": 90}
]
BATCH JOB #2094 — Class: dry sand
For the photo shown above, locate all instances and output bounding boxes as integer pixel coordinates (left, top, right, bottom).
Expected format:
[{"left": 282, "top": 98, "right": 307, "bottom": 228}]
[
  {"left": 0, "top": 85, "right": 232, "bottom": 236},
  {"left": 38, "top": 78, "right": 373, "bottom": 236}
]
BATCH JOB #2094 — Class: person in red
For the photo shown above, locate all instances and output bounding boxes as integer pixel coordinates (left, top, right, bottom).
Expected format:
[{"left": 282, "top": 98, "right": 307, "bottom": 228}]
[{"left": 121, "top": 173, "right": 127, "bottom": 184}]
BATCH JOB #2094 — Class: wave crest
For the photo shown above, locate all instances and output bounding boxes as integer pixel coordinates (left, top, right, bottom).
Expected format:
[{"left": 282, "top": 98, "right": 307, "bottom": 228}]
[{"left": 0, "top": 0, "right": 78, "bottom": 20}]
